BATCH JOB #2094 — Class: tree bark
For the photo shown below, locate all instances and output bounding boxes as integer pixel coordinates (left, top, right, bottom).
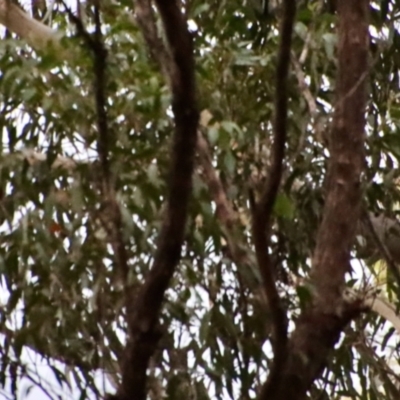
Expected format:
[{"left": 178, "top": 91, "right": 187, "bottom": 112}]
[
  {"left": 0, "top": 0, "right": 60, "bottom": 48},
  {"left": 258, "top": 1, "right": 369, "bottom": 398}
]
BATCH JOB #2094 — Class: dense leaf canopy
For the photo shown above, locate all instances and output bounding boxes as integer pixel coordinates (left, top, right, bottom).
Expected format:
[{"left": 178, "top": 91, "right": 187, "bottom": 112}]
[{"left": 0, "top": 0, "right": 400, "bottom": 399}]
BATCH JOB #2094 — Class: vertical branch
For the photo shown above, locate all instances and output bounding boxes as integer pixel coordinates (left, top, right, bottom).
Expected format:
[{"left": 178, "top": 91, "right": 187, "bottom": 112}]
[
  {"left": 92, "top": 0, "right": 109, "bottom": 183},
  {"left": 63, "top": 4, "right": 132, "bottom": 387},
  {"left": 115, "top": 1, "right": 199, "bottom": 399},
  {"left": 311, "top": 0, "right": 369, "bottom": 306},
  {"left": 91, "top": 1, "right": 130, "bottom": 283},
  {"left": 259, "top": 1, "right": 369, "bottom": 399},
  {"left": 61, "top": 1, "right": 109, "bottom": 184},
  {"left": 134, "top": 0, "right": 172, "bottom": 77},
  {"left": 251, "top": 0, "right": 296, "bottom": 385},
  {"left": 62, "top": 1, "right": 129, "bottom": 280}
]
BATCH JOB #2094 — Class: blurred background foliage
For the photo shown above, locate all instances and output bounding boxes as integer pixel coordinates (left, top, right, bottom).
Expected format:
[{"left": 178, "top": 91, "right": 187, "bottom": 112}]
[{"left": 1, "top": 0, "right": 400, "bottom": 399}]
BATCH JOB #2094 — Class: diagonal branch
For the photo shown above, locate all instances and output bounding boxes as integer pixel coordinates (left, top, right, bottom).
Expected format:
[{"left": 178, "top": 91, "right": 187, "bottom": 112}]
[
  {"left": 292, "top": 54, "right": 317, "bottom": 121},
  {"left": 115, "top": 1, "right": 199, "bottom": 399},
  {"left": 135, "top": 3, "right": 250, "bottom": 270},
  {"left": 250, "top": 0, "right": 296, "bottom": 386},
  {"left": 196, "top": 132, "right": 251, "bottom": 264},
  {"left": 0, "top": 0, "right": 60, "bottom": 48},
  {"left": 362, "top": 212, "right": 400, "bottom": 289},
  {"left": 197, "top": 132, "right": 237, "bottom": 232},
  {"left": 134, "top": 3, "right": 253, "bottom": 273},
  {"left": 345, "top": 287, "right": 400, "bottom": 335}
]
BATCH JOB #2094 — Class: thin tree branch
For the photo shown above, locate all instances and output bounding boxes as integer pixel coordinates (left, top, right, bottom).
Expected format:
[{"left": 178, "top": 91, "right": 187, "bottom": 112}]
[
  {"left": 62, "top": 1, "right": 129, "bottom": 278},
  {"left": 197, "top": 132, "right": 237, "bottom": 231},
  {"left": 299, "top": 31, "right": 312, "bottom": 65},
  {"left": 250, "top": 0, "right": 296, "bottom": 389},
  {"left": 114, "top": 1, "right": 199, "bottom": 399},
  {"left": 292, "top": 54, "right": 317, "bottom": 120},
  {"left": 62, "top": 7, "right": 132, "bottom": 389},
  {"left": 362, "top": 212, "right": 400, "bottom": 288},
  {"left": 291, "top": 53, "right": 323, "bottom": 161},
  {"left": 354, "top": 289, "right": 400, "bottom": 335},
  {"left": 92, "top": 0, "right": 111, "bottom": 188},
  {"left": 196, "top": 132, "right": 251, "bottom": 264}
]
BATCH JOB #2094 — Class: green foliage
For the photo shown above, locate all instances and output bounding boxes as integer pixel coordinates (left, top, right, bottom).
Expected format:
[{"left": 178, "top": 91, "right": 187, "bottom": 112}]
[{"left": 1, "top": 0, "right": 400, "bottom": 399}]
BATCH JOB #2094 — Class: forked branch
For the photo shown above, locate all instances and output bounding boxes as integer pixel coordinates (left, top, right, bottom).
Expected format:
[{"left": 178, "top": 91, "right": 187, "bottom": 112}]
[{"left": 259, "top": 1, "right": 369, "bottom": 399}]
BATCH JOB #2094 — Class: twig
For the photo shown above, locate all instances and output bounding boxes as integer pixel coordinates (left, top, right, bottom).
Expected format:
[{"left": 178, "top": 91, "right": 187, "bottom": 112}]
[
  {"left": 336, "top": 70, "right": 369, "bottom": 110},
  {"left": 355, "top": 332, "right": 400, "bottom": 398},
  {"left": 290, "top": 53, "right": 322, "bottom": 161},
  {"left": 197, "top": 132, "right": 236, "bottom": 230},
  {"left": 299, "top": 31, "right": 312, "bottom": 64},
  {"left": 251, "top": 0, "right": 296, "bottom": 391},
  {"left": 61, "top": 2, "right": 93, "bottom": 48},
  {"left": 63, "top": 1, "right": 129, "bottom": 278},
  {"left": 362, "top": 211, "right": 400, "bottom": 290},
  {"left": 292, "top": 54, "right": 317, "bottom": 119}
]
